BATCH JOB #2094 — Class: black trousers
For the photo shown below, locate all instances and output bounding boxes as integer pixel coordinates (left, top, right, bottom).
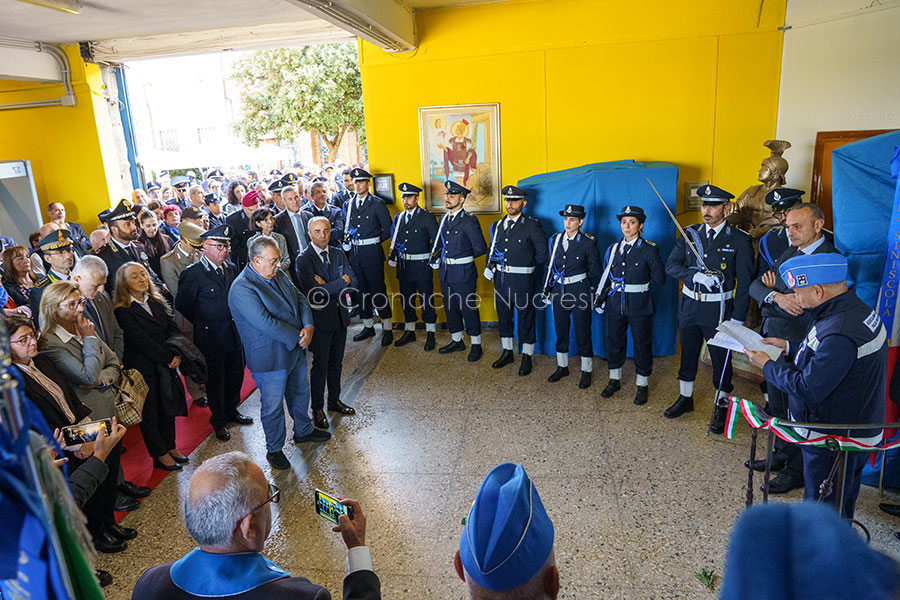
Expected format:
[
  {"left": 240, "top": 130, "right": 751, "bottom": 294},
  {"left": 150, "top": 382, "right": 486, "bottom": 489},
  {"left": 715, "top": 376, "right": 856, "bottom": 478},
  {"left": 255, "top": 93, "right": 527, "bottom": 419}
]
[
  {"left": 441, "top": 280, "right": 481, "bottom": 336},
  {"left": 607, "top": 310, "right": 653, "bottom": 376},
  {"left": 398, "top": 277, "right": 436, "bottom": 323},
  {"left": 551, "top": 292, "right": 593, "bottom": 357},
  {"left": 310, "top": 327, "right": 347, "bottom": 411},
  {"left": 199, "top": 342, "right": 245, "bottom": 430},
  {"left": 350, "top": 255, "right": 391, "bottom": 320},
  {"left": 495, "top": 286, "right": 536, "bottom": 344},
  {"left": 71, "top": 443, "right": 120, "bottom": 536},
  {"left": 677, "top": 322, "right": 733, "bottom": 393},
  {"left": 140, "top": 374, "right": 177, "bottom": 458},
  {"left": 762, "top": 319, "right": 802, "bottom": 475}
]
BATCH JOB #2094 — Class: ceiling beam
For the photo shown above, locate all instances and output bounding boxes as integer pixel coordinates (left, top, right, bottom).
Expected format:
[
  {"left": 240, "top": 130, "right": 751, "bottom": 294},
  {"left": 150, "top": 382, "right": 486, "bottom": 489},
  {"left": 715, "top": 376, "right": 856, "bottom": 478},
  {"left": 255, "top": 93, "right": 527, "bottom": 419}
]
[
  {"left": 283, "top": 0, "right": 416, "bottom": 52},
  {"left": 0, "top": 44, "right": 62, "bottom": 81}
]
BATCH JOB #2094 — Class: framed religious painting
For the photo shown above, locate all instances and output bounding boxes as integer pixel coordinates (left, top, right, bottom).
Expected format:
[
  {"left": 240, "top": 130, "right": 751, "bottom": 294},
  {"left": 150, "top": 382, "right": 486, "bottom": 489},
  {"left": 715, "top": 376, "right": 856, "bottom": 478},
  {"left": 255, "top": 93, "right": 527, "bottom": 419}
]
[{"left": 418, "top": 103, "right": 501, "bottom": 214}]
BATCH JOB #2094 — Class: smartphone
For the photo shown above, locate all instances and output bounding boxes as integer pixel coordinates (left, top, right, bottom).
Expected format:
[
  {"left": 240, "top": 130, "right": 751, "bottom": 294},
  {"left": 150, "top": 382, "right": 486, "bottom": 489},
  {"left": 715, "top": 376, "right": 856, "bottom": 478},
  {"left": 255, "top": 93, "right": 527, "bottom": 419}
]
[
  {"left": 315, "top": 489, "right": 353, "bottom": 524},
  {"left": 61, "top": 419, "right": 113, "bottom": 446}
]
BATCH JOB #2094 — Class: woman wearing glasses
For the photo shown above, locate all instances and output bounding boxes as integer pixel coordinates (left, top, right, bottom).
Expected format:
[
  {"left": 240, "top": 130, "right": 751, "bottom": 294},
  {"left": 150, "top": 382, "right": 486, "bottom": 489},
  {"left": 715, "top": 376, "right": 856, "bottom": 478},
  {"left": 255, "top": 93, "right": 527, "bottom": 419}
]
[{"left": 113, "top": 262, "right": 187, "bottom": 471}]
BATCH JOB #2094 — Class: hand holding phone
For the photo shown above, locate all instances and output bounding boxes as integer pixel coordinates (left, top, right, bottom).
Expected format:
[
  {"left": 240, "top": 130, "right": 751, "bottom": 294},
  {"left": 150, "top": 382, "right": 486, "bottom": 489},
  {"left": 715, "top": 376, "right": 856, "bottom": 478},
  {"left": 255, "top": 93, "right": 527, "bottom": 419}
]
[
  {"left": 61, "top": 418, "right": 112, "bottom": 446},
  {"left": 315, "top": 489, "right": 353, "bottom": 524},
  {"left": 331, "top": 498, "right": 366, "bottom": 549}
]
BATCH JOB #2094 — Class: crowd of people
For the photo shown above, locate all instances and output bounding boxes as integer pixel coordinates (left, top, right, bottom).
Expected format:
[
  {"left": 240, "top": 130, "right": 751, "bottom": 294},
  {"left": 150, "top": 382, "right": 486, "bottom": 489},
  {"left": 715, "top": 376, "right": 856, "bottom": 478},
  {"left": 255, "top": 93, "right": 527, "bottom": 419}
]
[{"left": 4, "top": 157, "right": 895, "bottom": 597}]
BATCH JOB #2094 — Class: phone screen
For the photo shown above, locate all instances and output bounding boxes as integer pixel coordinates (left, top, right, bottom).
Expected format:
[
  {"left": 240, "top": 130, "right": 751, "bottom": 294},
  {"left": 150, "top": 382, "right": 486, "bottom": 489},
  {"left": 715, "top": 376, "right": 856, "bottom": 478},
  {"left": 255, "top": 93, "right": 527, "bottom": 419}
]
[
  {"left": 315, "top": 489, "right": 352, "bottom": 524},
  {"left": 61, "top": 419, "right": 112, "bottom": 446}
]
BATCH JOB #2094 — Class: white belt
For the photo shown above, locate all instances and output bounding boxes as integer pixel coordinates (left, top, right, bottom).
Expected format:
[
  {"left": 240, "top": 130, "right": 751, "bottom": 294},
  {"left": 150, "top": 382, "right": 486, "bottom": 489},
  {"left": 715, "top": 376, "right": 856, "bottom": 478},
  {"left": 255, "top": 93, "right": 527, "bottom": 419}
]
[
  {"left": 681, "top": 286, "right": 734, "bottom": 302},
  {"left": 353, "top": 236, "right": 381, "bottom": 246},
  {"left": 500, "top": 265, "right": 535, "bottom": 274},
  {"left": 563, "top": 273, "right": 587, "bottom": 285},
  {"left": 445, "top": 256, "right": 474, "bottom": 265},
  {"left": 400, "top": 252, "right": 431, "bottom": 261}
]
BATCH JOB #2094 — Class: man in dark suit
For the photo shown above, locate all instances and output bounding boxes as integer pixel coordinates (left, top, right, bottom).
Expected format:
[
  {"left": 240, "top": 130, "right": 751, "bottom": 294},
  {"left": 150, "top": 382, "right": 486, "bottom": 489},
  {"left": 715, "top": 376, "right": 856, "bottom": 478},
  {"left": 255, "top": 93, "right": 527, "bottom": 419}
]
[
  {"left": 296, "top": 216, "right": 357, "bottom": 430},
  {"left": 274, "top": 184, "right": 312, "bottom": 288},
  {"left": 225, "top": 189, "right": 262, "bottom": 270},
  {"left": 47, "top": 201, "right": 90, "bottom": 254},
  {"left": 302, "top": 180, "right": 344, "bottom": 246},
  {"left": 388, "top": 182, "right": 439, "bottom": 350},
  {"left": 664, "top": 185, "right": 754, "bottom": 432},
  {"left": 745, "top": 197, "right": 837, "bottom": 494},
  {"left": 177, "top": 224, "right": 253, "bottom": 442},
  {"left": 132, "top": 452, "right": 381, "bottom": 599},
  {"left": 70, "top": 255, "right": 124, "bottom": 360},
  {"left": 95, "top": 199, "right": 165, "bottom": 294},
  {"left": 341, "top": 168, "right": 393, "bottom": 346},
  {"left": 228, "top": 235, "right": 329, "bottom": 470}
]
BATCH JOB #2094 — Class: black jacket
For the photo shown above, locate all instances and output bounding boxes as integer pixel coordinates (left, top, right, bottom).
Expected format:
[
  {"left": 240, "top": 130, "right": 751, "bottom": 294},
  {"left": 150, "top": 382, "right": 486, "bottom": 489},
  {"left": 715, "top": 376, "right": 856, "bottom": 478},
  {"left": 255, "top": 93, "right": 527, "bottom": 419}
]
[
  {"left": 166, "top": 334, "right": 207, "bottom": 384},
  {"left": 14, "top": 354, "right": 91, "bottom": 430}
]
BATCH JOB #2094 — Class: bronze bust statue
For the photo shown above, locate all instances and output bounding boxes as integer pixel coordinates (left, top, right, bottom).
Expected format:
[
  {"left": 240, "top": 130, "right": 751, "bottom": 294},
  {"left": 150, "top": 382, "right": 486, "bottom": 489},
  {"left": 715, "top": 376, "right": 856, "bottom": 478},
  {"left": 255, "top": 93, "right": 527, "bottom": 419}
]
[{"left": 728, "top": 139, "right": 792, "bottom": 240}]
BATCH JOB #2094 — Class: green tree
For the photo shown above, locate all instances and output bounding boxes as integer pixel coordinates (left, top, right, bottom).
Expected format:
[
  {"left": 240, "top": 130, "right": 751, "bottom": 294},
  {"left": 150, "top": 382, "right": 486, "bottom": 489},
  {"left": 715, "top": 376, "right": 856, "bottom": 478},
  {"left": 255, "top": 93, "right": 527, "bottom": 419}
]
[{"left": 231, "top": 42, "right": 364, "bottom": 162}]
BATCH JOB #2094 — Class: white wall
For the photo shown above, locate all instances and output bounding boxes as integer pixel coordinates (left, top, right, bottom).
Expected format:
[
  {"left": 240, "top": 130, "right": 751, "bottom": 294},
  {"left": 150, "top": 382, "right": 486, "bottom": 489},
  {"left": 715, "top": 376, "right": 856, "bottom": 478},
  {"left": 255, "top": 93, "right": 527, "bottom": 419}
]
[{"left": 776, "top": 0, "right": 900, "bottom": 190}]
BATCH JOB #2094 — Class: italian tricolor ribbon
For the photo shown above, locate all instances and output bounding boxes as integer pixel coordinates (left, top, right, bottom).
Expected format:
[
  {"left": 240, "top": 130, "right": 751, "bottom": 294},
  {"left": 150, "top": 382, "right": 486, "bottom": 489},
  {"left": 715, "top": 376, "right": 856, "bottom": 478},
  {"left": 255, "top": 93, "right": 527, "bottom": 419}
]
[{"left": 724, "top": 396, "right": 892, "bottom": 452}]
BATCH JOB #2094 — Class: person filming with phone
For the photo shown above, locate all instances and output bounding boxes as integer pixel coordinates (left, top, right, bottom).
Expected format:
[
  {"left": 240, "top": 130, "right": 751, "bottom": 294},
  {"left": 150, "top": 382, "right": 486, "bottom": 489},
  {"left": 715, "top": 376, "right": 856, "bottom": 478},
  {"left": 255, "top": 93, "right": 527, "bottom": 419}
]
[{"left": 132, "top": 451, "right": 381, "bottom": 599}]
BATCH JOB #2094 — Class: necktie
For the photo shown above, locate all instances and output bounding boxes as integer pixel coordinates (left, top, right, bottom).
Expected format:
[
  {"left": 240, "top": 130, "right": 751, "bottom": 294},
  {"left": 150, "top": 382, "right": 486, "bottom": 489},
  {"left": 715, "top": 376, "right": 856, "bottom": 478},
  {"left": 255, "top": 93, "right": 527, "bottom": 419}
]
[
  {"left": 321, "top": 250, "right": 330, "bottom": 270},
  {"left": 84, "top": 301, "right": 103, "bottom": 340},
  {"left": 292, "top": 213, "right": 306, "bottom": 250},
  {"left": 216, "top": 266, "right": 225, "bottom": 281},
  {"left": 707, "top": 227, "right": 716, "bottom": 246}
]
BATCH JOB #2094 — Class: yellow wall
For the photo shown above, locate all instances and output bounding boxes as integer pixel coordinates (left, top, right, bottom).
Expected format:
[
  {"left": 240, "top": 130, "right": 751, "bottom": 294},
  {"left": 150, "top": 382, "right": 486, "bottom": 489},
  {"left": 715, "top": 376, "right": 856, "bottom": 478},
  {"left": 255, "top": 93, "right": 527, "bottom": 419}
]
[
  {"left": 0, "top": 45, "right": 119, "bottom": 233},
  {"left": 359, "top": 0, "right": 785, "bottom": 320}
]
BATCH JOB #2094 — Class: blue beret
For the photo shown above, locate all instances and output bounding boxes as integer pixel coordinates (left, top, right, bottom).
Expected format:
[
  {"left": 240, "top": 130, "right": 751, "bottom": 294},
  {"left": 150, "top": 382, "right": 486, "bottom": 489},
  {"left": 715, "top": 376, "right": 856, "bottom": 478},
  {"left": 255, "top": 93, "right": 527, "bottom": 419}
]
[
  {"left": 779, "top": 253, "right": 847, "bottom": 289},
  {"left": 720, "top": 503, "right": 900, "bottom": 600},
  {"left": 445, "top": 180, "right": 470, "bottom": 195},
  {"left": 459, "top": 463, "right": 554, "bottom": 592},
  {"left": 697, "top": 184, "right": 734, "bottom": 203}
]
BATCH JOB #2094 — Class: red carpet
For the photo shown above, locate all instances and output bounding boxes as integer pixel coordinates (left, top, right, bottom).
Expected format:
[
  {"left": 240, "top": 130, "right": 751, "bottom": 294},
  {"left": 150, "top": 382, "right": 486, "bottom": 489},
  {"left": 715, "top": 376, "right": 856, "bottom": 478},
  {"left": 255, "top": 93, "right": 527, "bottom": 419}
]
[{"left": 115, "top": 369, "right": 257, "bottom": 520}]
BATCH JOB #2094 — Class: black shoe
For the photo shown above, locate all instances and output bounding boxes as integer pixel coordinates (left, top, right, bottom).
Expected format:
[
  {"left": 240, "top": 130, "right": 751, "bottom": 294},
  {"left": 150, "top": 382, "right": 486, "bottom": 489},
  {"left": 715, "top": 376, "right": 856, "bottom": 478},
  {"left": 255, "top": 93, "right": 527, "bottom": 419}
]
[
  {"left": 107, "top": 523, "right": 138, "bottom": 541},
  {"left": 492, "top": 349, "right": 514, "bottom": 369},
  {"left": 93, "top": 532, "right": 127, "bottom": 554},
  {"left": 194, "top": 396, "right": 209, "bottom": 408},
  {"left": 230, "top": 413, "right": 254, "bottom": 425},
  {"left": 381, "top": 330, "right": 394, "bottom": 347},
  {"left": 439, "top": 339, "right": 466, "bottom": 354},
  {"left": 214, "top": 427, "right": 231, "bottom": 441},
  {"left": 95, "top": 569, "right": 113, "bottom": 588},
  {"left": 117, "top": 481, "right": 151, "bottom": 499},
  {"left": 578, "top": 371, "right": 592, "bottom": 389},
  {"left": 114, "top": 493, "right": 140, "bottom": 512},
  {"left": 745, "top": 456, "right": 786, "bottom": 472},
  {"left": 880, "top": 503, "right": 900, "bottom": 518},
  {"left": 353, "top": 327, "right": 376, "bottom": 342},
  {"left": 294, "top": 429, "right": 332, "bottom": 443},
  {"left": 548, "top": 366, "right": 569, "bottom": 382},
  {"left": 664, "top": 395, "right": 694, "bottom": 419},
  {"left": 634, "top": 386, "right": 649, "bottom": 405},
  {"left": 348, "top": 305, "right": 360, "bottom": 318},
  {"left": 600, "top": 379, "right": 620, "bottom": 398},
  {"left": 266, "top": 451, "right": 291, "bottom": 470},
  {"left": 764, "top": 471, "right": 804, "bottom": 494},
  {"left": 709, "top": 403, "right": 727, "bottom": 435},
  {"left": 468, "top": 344, "right": 483, "bottom": 362},
  {"left": 394, "top": 330, "right": 416, "bottom": 347},
  {"left": 424, "top": 332, "right": 436, "bottom": 351},
  {"left": 313, "top": 409, "right": 329, "bottom": 430},
  {"left": 518, "top": 354, "right": 532, "bottom": 376},
  {"left": 169, "top": 451, "right": 189, "bottom": 464},
  {"left": 328, "top": 400, "right": 356, "bottom": 415},
  {"left": 152, "top": 458, "right": 183, "bottom": 471}
]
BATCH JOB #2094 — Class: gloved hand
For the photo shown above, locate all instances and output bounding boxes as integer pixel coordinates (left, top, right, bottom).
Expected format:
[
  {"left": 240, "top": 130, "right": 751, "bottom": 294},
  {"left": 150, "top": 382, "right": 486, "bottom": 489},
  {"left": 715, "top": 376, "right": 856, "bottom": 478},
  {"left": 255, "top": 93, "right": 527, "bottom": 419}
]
[
  {"left": 692, "top": 272, "right": 719, "bottom": 289},
  {"left": 483, "top": 267, "right": 494, "bottom": 281}
]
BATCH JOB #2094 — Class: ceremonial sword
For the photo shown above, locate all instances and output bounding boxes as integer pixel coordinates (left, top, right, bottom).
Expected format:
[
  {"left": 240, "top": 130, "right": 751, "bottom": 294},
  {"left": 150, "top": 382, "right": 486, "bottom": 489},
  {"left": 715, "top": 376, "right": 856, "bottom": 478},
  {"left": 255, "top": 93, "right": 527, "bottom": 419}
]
[{"left": 647, "top": 178, "right": 719, "bottom": 277}]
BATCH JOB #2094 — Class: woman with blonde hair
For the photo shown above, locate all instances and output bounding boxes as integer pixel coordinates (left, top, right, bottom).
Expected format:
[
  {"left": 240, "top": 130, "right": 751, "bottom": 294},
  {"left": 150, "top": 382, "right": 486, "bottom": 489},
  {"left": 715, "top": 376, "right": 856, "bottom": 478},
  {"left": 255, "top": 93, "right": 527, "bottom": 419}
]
[
  {"left": 113, "top": 262, "right": 187, "bottom": 470},
  {"left": 2, "top": 245, "right": 39, "bottom": 307}
]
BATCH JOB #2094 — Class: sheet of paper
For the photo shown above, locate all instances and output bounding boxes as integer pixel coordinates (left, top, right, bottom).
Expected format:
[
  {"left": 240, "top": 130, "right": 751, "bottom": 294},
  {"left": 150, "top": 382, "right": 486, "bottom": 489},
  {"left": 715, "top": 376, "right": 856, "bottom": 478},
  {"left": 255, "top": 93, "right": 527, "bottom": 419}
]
[{"left": 711, "top": 321, "right": 783, "bottom": 361}]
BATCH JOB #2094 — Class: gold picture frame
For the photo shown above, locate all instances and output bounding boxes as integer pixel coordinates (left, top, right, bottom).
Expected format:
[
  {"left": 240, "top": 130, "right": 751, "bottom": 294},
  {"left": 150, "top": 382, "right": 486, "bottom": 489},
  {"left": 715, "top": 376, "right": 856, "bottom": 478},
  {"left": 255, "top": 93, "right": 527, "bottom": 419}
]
[{"left": 418, "top": 103, "right": 501, "bottom": 214}]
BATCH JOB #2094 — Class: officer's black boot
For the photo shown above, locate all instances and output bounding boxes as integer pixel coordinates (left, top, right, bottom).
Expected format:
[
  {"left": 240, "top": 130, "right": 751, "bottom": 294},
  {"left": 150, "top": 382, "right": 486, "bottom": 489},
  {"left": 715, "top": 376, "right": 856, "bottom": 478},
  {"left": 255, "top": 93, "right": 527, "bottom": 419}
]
[
  {"left": 518, "top": 354, "right": 532, "bottom": 376},
  {"left": 423, "top": 332, "right": 436, "bottom": 351},
  {"left": 664, "top": 395, "right": 694, "bottom": 418},
  {"left": 578, "top": 371, "right": 592, "bottom": 389},
  {"left": 600, "top": 379, "right": 620, "bottom": 398},
  {"left": 709, "top": 403, "right": 727, "bottom": 435},
  {"left": 353, "top": 327, "right": 375, "bottom": 342},
  {"left": 381, "top": 329, "right": 394, "bottom": 347},
  {"left": 394, "top": 330, "right": 416, "bottom": 347},
  {"left": 492, "top": 349, "right": 515, "bottom": 369},
  {"left": 633, "top": 386, "right": 649, "bottom": 405},
  {"left": 439, "top": 339, "right": 465, "bottom": 354},
  {"left": 467, "top": 344, "right": 483, "bottom": 362},
  {"left": 548, "top": 367, "right": 569, "bottom": 382}
]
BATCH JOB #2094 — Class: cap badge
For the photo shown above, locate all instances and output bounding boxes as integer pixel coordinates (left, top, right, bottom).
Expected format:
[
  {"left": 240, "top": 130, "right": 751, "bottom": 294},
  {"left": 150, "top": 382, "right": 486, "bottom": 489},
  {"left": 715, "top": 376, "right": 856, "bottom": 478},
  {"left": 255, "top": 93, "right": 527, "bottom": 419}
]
[{"left": 774, "top": 191, "right": 781, "bottom": 201}]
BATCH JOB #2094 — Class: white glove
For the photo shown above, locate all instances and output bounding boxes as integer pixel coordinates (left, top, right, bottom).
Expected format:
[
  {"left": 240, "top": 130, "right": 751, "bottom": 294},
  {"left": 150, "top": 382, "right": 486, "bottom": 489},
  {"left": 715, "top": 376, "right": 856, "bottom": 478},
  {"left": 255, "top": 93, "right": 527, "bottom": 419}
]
[
  {"left": 387, "top": 259, "right": 397, "bottom": 268},
  {"left": 483, "top": 267, "right": 494, "bottom": 281},
  {"left": 692, "top": 272, "right": 718, "bottom": 289}
]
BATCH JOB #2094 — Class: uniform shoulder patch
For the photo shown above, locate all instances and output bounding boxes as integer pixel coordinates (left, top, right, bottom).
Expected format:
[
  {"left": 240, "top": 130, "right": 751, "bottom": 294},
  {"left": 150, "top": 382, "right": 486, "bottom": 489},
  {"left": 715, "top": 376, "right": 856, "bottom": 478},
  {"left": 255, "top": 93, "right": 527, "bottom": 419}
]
[
  {"left": 34, "top": 276, "right": 50, "bottom": 288},
  {"left": 863, "top": 310, "right": 881, "bottom": 333}
]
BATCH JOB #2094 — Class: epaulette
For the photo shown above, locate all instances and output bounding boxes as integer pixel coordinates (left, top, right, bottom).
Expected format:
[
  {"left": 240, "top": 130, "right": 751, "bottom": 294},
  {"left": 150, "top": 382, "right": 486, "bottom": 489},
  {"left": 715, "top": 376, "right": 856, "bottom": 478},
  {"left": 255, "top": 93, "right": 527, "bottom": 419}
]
[
  {"left": 644, "top": 239, "right": 657, "bottom": 247},
  {"left": 33, "top": 276, "right": 51, "bottom": 288},
  {"left": 582, "top": 232, "right": 595, "bottom": 240}
]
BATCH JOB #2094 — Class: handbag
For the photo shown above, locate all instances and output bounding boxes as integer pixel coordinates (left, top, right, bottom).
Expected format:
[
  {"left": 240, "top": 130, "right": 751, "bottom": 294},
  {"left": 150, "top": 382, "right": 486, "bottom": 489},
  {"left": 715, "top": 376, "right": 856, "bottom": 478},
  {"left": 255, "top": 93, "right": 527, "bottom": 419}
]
[{"left": 113, "top": 368, "right": 148, "bottom": 427}]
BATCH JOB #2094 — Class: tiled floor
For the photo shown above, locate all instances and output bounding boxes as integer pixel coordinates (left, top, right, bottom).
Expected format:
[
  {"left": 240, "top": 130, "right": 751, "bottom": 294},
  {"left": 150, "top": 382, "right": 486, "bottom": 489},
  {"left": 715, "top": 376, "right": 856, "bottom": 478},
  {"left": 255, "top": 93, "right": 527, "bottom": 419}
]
[{"left": 97, "top": 325, "right": 900, "bottom": 599}]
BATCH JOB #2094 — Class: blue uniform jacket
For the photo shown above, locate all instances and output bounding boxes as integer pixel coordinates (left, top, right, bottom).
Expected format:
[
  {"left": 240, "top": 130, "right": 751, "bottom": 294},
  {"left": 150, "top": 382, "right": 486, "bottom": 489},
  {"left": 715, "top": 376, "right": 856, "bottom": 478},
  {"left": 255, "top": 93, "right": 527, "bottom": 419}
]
[
  {"left": 390, "top": 207, "right": 438, "bottom": 282},
  {"left": 302, "top": 204, "right": 345, "bottom": 246},
  {"left": 227, "top": 265, "right": 314, "bottom": 373},
  {"left": 600, "top": 237, "right": 665, "bottom": 315},
  {"left": 487, "top": 215, "right": 548, "bottom": 292},
  {"left": 665, "top": 223, "right": 754, "bottom": 327},
  {"left": 434, "top": 210, "right": 487, "bottom": 284},
  {"left": 341, "top": 194, "right": 392, "bottom": 265},
  {"left": 544, "top": 231, "right": 602, "bottom": 295},
  {"left": 175, "top": 259, "right": 241, "bottom": 352},
  {"left": 764, "top": 290, "right": 887, "bottom": 440}
]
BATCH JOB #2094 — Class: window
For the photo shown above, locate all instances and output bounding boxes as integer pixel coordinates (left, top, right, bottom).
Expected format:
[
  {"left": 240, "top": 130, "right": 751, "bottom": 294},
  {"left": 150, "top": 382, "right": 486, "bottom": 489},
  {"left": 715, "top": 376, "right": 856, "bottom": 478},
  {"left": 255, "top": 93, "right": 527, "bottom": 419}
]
[{"left": 159, "top": 129, "right": 180, "bottom": 152}]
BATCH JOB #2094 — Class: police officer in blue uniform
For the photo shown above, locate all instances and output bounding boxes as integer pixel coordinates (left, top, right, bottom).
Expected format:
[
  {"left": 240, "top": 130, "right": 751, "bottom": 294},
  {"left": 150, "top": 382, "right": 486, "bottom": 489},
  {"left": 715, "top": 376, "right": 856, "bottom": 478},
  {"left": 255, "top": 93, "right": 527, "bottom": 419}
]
[
  {"left": 169, "top": 176, "right": 192, "bottom": 210},
  {"left": 543, "top": 205, "right": 602, "bottom": 389},
  {"left": 388, "top": 182, "right": 439, "bottom": 350},
  {"left": 203, "top": 193, "right": 226, "bottom": 229},
  {"left": 745, "top": 253, "right": 887, "bottom": 519},
  {"left": 664, "top": 185, "right": 753, "bottom": 431},
  {"left": 431, "top": 180, "right": 487, "bottom": 362},
  {"left": 267, "top": 178, "right": 287, "bottom": 211},
  {"left": 175, "top": 224, "right": 252, "bottom": 441},
  {"left": 486, "top": 185, "right": 548, "bottom": 376},
  {"left": 341, "top": 167, "right": 394, "bottom": 346},
  {"left": 595, "top": 206, "right": 665, "bottom": 404}
]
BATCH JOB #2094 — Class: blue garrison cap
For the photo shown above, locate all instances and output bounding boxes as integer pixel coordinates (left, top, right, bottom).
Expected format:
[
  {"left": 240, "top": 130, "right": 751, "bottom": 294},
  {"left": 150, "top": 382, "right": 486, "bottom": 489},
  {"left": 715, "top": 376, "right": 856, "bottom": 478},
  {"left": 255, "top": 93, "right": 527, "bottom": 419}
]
[
  {"left": 765, "top": 187, "right": 805, "bottom": 209},
  {"left": 780, "top": 252, "right": 847, "bottom": 289},
  {"left": 459, "top": 463, "right": 554, "bottom": 592},
  {"left": 617, "top": 205, "right": 646, "bottom": 223},
  {"left": 720, "top": 503, "right": 900, "bottom": 600},
  {"left": 501, "top": 185, "right": 527, "bottom": 199},
  {"left": 399, "top": 182, "right": 422, "bottom": 195},
  {"left": 697, "top": 184, "right": 734, "bottom": 204},
  {"left": 445, "top": 180, "right": 470, "bottom": 196}
]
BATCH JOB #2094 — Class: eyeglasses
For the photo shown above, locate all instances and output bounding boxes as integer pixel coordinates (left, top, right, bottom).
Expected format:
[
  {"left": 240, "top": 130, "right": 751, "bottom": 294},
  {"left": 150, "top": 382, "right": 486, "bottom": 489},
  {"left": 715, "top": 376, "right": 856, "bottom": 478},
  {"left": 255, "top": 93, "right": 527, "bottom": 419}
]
[
  {"left": 250, "top": 483, "right": 280, "bottom": 513},
  {"left": 10, "top": 332, "right": 38, "bottom": 345},
  {"left": 60, "top": 297, "right": 87, "bottom": 310},
  {"left": 208, "top": 243, "right": 229, "bottom": 251}
]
